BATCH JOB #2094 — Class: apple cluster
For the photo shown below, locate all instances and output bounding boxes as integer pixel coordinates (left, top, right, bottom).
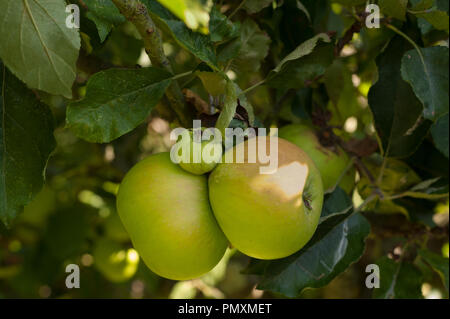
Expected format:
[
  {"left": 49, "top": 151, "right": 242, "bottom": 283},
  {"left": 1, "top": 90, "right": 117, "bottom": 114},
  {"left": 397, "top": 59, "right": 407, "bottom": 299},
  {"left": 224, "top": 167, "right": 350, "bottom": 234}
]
[{"left": 116, "top": 125, "right": 355, "bottom": 280}]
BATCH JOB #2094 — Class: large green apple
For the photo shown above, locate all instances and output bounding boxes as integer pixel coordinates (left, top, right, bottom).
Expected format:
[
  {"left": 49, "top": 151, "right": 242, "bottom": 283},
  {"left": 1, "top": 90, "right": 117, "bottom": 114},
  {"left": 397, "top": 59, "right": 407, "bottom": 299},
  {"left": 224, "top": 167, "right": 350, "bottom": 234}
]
[
  {"left": 93, "top": 238, "right": 139, "bottom": 283},
  {"left": 116, "top": 152, "right": 228, "bottom": 280},
  {"left": 279, "top": 124, "right": 355, "bottom": 193},
  {"left": 209, "top": 137, "right": 324, "bottom": 260}
]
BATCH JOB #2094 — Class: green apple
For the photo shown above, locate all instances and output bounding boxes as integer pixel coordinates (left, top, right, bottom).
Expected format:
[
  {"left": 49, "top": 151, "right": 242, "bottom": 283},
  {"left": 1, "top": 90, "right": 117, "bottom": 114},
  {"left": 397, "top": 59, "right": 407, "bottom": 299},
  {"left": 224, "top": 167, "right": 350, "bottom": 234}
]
[
  {"left": 93, "top": 238, "right": 139, "bottom": 283},
  {"left": 177, "top": 128, "right": 222, "bottom": 175},
  {"left": 279, "top": 124, "right": 355, "bottom": 193},
  {"left": 116, "top": 152, "right": 228, "bottom": 280},
  {"left": 209, "top": 137, "right": 324, "bottom": 260}
]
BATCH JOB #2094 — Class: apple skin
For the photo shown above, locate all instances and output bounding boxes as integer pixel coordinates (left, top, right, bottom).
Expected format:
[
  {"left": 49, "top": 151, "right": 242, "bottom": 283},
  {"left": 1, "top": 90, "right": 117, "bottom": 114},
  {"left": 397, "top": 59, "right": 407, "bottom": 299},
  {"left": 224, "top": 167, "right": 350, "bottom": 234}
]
[
  {"left": 178, "top": 130, "right": 222, "bottom": 175},
  {"left": 116, "top": 152, "right": 228, "bottom": 280},
  {"left": 93, "top": 238, "right": 139, "bottom": 283},
  {"left": 279, "top": 124, "right": 355, "bottom": 193},
  {"left": 208, "top": 137, "right": 324, "bottom": 260}
]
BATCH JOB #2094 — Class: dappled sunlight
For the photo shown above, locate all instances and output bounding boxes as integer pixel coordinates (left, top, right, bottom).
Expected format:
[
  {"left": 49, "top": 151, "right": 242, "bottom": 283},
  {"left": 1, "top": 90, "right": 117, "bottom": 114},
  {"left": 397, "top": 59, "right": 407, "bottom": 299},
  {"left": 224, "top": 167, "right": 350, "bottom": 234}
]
[
  {"left": 108, "top": 248, "right": 139, "bottom": 265},
  {"left": 250, "top": 161, "right": 309, "bottom": 202}
]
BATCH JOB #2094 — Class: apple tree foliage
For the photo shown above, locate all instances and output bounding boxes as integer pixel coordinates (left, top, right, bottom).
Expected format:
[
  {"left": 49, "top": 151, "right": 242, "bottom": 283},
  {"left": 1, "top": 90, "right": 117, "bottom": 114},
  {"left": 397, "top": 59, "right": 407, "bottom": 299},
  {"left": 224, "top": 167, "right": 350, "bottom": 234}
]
[{"left": 0, "top": 0, "right": 448, "bottom": 298}]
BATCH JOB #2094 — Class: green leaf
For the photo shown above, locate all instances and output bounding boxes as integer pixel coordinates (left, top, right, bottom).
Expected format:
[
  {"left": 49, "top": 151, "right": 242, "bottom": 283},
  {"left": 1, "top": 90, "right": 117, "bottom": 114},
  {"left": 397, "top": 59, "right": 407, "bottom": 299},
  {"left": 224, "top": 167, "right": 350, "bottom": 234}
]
[
  {"left": 215, "top": 80, "right": 238, "bottom": 137},
  {"left": 0, "top": 64, "right": 56, "bottom": 226},
  {"left": 156, "top": 0, "right": 212, "bottom": 34},
  {"left": 209, "top": 6, "right": 240, "bottom": 42},
  {"left": 84, "top": 0, "right": 126, "bottom": 42},
  {"left": 417, "top": 11, "right": 449, "bottom": 33},
  {"left": 235, "top": 84, "right": 255, "bottom": 126},
  {"left": 257, "top": 213, "right": 370, "bottom": 297},
  {"left": 411, "top": 0, "right": 434, "bottom": 11},
  {"left": 267, "top": 33, "right": 334, "bottom": 90},
  {"left": 368, "top": 36, "right": 432, "bottom": 158},
  {"left": 143, "top": 0, "right": 218, "bottom": 70},
  {"left": 233, "top": 19, "right": 271, "bottom": 73},
  {"left": 431, "top": 114, "right": 449, "bottom": 158},
  {"left": 66, "top": 68, "right": 172, "bottom": 143},
  {"left": 411, "top": 0, "right": 449, "bottom": 34},
  {"left": 196, "top": 71, "right": 227, "bottom": 96},
  {"left": 414, "top": 0, "right": 450, "bottom": 33},
  {"left": 319, "top": 187, "right": 353, "bottom": 223},
  {"left": 243, "top": 0, "right": 273, "bottom": 14},
  {"left": 217, "top": 37, "right": 242, "bottom": 64},
  {"left": 357, "top": 155, "right": 422, "bottom": 196},
  {"left": 373, "top": 257, "right": 423, "bottom": 299},
  {"left": 418, "top": 249, "right": 449, "bottom": 293},
  {"left": 272, "top": 33, "right": 331, "bottom": 73},
  {"left": 0, "top": 0, "right": 80, "bottom": 98},
  {"left": 379, "top": 0, "right": 408, "bottom": 21},
  {"left": 401, "top": 46, "right": 449, "bottom": 121},
  {"left": 248, "top": 188, "right": 370, "bottom": 297}
]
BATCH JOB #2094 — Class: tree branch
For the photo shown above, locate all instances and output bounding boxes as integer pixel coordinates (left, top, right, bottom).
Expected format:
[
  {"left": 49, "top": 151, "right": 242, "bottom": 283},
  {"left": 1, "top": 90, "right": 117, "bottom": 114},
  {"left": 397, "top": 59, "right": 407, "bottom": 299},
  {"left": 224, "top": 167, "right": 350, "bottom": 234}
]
[{"left": 111, "top": 0, "right": 192, "bottom": 127}]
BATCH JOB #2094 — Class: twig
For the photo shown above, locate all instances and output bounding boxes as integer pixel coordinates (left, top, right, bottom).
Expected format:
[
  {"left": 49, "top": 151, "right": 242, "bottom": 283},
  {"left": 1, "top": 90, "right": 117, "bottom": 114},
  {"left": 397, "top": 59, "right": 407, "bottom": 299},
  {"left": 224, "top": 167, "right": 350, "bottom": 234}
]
[
  {"left": 241, "top": 79, "right": 266, "bottom": 95},
  {"left": 335, "top": 20, "right": 363, "bottom": 56},
  {"left": 354, "top": 157, "right": 384, "bottom": 199},
  {"left": 350, "top": 193, "right": 378, "bottom": 218},
  {"left": 111, "top": 0, "right": 192, "bottom": 126}
]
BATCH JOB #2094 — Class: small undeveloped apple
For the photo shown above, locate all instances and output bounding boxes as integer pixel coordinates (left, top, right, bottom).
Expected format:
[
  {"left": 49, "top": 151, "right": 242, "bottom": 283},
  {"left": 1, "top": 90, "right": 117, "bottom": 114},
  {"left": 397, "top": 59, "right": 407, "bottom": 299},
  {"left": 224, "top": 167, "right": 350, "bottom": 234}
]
[
  {"left": 116, "top": 152, "right": 228, "bottom": 280},
  {"left": 208, "top": 137, "right": 324, "bottom": 260},
  {"left": 177, "top": 128, "right": 222, "bottom": 175},
  {"left": 93, "top": 238, "right": 139, "bottom": 283},
  {"left": 279, "top": 124, "right": 355, "bottom": 193}
]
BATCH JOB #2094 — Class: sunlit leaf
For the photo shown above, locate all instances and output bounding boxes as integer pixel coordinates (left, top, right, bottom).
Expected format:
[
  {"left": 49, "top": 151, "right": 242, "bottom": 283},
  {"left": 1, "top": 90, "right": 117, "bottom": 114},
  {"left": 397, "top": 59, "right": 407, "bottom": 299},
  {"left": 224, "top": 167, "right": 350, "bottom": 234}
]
[
  {"left": 0, "top": 0, "right": 80, "bottom": 98},
  {"left": 157, "top": 0, "right": 212, "bottom": 34},
  {"left": 144, "top": 0, "right": 218, "bottom": 69}
]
